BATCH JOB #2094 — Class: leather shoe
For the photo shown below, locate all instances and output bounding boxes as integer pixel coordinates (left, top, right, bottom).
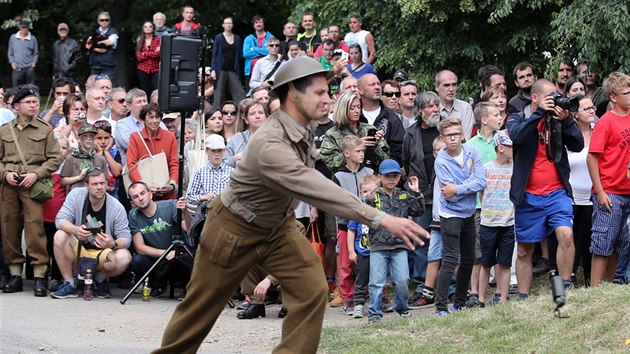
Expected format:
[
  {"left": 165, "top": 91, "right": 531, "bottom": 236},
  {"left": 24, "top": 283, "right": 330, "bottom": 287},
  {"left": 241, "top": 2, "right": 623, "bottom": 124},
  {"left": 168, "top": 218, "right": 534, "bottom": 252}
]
[
  {"left": 237, "top": 303, "right": 265, "bottom": 319},
  {"left": 278, "top": 307, "right": 288, "bottom": 318},
  {"left": 33, "top": 277, "right": 47, "bottom": 297},
  {"left": 2, "top": 276, "right": 23, "bottom": 293},
  {"left": 0, "top": 274, "right": 8, "bottom": 289}
]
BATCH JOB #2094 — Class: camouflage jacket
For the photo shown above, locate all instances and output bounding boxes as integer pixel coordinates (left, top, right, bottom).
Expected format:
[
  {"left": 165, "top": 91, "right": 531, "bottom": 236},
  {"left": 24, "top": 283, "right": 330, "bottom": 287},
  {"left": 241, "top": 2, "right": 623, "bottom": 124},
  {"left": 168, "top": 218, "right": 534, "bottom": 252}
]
[{"left": 320, "top": 123, "right": 390, "bottom": 174}]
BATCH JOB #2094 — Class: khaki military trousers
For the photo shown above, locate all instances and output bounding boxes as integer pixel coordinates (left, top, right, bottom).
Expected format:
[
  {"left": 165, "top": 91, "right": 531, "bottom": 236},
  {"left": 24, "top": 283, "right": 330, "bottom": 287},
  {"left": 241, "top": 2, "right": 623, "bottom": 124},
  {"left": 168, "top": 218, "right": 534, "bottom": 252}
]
[
  {"left": 0, "top": 183, "right": 48, "bottom": 267},
  {"left": 154, "top": 198, "right": 328, "bottom": 354}
]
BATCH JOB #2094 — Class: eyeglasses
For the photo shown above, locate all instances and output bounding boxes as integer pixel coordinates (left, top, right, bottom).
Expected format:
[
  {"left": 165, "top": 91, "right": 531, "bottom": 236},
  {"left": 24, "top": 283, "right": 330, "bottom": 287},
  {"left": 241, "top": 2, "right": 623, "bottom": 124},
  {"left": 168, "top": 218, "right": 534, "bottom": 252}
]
[
  {"left": 400, "top": 80, "right": 417, "bottom": 87},
  {"left": 383, "top": 91, "right": 401, "bottom": 98},
  {"left": 268, "top": 44, "right": 280, "bottom": 48},
  {"left": 95, "top": 74, "right": 110, "bottom": 80},
  {"left": 93, "top": 120, "right": 112, "bottom": 129},
  {"left": 222, "top": 110, "right": 237, "bottom": 116},
  {"left": 112, "top": 98, "right": 126, "bottom": 104},
  {"left": 98, "top": 18, "right": 110, "bottom": 22},
  {"left": 579, "top": 106, "right": 597, "bottom": 112},
  {"left": 442, "top": 132, "right": 462, "bottom": 140}
]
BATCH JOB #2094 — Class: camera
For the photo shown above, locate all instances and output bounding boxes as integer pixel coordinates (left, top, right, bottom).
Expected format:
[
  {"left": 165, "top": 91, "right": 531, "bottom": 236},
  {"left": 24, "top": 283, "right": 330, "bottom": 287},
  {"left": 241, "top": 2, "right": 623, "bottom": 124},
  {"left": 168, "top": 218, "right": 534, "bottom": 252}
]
[
  {"left": 78, "top": 112, "right": 87, "bottom": 120},
  {"left": 548, "top": 92, "right": 580, "bottom": 112},
  {"left": 13, "top": 174, "right": 24, "bottom": 184}
]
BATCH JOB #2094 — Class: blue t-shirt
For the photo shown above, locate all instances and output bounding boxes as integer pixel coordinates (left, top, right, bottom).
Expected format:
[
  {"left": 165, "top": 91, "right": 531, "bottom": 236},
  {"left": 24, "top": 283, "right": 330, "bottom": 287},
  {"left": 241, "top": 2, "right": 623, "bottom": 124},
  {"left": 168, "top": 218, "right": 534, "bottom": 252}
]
[
  {"left": 346, "top": 63, "right": 377, "bottom": 79},
  {"left": 347, "top": 220, "right": 370, "bottom": 257}
]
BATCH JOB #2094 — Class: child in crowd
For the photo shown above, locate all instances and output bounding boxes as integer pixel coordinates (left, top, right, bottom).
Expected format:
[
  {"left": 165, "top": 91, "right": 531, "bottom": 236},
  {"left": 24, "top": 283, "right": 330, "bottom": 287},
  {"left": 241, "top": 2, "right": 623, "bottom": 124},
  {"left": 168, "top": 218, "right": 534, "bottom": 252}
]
[
  {"left": 588, "top": 71, "right": 630, "bottom": 286},
  {"left": 93, "top": 120, "right": 122, "bottom": 198},
  {"left": 366, "top": 159, "right": 424, "bottom": 324},
  {"left": 433, "top": 118, "right": 486, "bottom": 316},
  {"left": 347, "top": 174, "right": 380, "bottom": 319},
  {"left": 331, "top": 135, "right": 374, "bottom": 314},
  {"left": 60, "top": 123, "right": 108, "bottom": 192},
  {"left": 410, "top": 136, "right": 446, "bottom": 308},
  {"left": 464, "top": 102, "right": 502, "bottom": 307},
  {"left": 478, "top": 130, "right": 514, "bottom": 306},
  {"left": 42, "top": 136, "right": 70, "bottom": 291}
]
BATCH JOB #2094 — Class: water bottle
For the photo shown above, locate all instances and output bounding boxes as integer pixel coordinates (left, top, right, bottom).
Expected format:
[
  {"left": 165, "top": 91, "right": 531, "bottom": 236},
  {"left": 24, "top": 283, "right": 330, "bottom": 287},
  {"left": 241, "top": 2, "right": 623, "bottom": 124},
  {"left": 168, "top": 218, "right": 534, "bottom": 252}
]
[
  {"left": 142, "top": 278, "right": 151, "bottom": 302},
  {"left": 83, "top": 269, "right": 94, "bottom": 301}
]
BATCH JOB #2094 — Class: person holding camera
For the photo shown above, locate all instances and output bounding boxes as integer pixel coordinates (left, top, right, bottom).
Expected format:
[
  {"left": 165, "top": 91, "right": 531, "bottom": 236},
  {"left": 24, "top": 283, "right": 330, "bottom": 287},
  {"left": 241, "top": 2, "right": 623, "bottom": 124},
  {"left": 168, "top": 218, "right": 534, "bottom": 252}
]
[
  {"left": 507, "top": 79, "right": 584, "bottom": 300},
  {"left": 0, "top": 88, "right": 61, "bottom": 296},
  {"left": 55, "top": 93, "right": 88, "bottom": 149}
]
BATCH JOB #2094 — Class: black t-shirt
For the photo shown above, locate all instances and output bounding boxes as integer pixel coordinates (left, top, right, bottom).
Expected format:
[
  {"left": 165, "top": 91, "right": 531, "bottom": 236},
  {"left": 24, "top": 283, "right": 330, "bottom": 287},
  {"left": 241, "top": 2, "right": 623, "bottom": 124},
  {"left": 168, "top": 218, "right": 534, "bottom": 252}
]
[
  {"left": 222, "top": 35, "right": 236, "bottom": 72},
  {"left": 421, "top": 126, "right": 440, "bottom": 182},
  {"left": 83, "top": 199, "right": 107, "bottom": 249},
  {"left": 314, "top": 119, "right": 335, "bottom": 179}
]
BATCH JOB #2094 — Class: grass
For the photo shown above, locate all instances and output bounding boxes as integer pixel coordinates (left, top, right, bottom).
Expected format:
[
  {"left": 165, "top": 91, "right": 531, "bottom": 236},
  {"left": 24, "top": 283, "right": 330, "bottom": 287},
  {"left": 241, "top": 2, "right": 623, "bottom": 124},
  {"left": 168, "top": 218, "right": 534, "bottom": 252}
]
[{"left": 320, "top": 283, "right": 630, "bottom": 353}]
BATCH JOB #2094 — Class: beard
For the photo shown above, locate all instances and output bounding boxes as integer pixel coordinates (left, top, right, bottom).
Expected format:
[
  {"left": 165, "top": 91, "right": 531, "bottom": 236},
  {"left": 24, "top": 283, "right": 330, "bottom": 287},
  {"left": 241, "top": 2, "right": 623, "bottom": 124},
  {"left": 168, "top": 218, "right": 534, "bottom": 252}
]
[
  {"left": 423, "top": 112, "right": 440, "bottom": 127},
  {"left": 522, "top": 85, "right": 532, "bottom": 95}
]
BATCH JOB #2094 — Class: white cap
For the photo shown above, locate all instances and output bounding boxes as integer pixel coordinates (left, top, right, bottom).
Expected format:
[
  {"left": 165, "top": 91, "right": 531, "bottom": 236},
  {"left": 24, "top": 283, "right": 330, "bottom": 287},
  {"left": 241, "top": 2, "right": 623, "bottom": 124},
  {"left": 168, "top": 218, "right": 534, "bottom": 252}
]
[{"left": 205, "top": 134, "right": 226, "bottom": 150}]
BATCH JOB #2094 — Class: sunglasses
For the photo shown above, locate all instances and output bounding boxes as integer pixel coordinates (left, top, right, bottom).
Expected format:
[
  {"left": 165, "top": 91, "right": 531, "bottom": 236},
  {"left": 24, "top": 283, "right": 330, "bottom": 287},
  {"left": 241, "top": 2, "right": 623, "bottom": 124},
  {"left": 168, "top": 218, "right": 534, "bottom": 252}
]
[
  {"left": 268, "top": 44, "right": 280, "bottom": 48},
  {"left": 98, "top": 19, "right": 110, "bottom": 22},
  {"left": 95, "top": 74, "right": 110, "bottom": 80},
  {"left": 111, "top": 98, "right": 126, "bottom": 104},
  {"left": 86, "top": 166, "right": 104, "bottom": 174},
  {"left": 400, "top": 80, "right": 417, "bottom": 87},
  {"left": 222, "top": 110, "right": 237, "bottom": 116},
  {"left": 383, "top": 91, "right": 401, "bottom": 98},
  {"left": 93, "top": 120, "right": 112, "bottom": 133}
]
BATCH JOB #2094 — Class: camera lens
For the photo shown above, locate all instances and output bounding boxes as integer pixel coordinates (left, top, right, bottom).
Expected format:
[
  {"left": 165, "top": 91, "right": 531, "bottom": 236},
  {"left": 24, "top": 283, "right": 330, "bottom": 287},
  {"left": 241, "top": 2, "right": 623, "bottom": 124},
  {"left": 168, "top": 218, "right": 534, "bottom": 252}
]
[{"left": 78, "top": 112, "right": 86, "bottom": 119}]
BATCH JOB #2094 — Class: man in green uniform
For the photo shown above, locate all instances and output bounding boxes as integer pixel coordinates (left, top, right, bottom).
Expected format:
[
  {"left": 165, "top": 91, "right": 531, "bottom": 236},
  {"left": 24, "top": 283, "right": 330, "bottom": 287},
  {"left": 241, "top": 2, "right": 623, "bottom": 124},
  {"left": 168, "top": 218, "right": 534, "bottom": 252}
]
[
  {"left": 154, "top": 57, "right": 430, "bottom": 354},
  {"left": 0, "top": 88, "right": 61, "bottom": 296}
]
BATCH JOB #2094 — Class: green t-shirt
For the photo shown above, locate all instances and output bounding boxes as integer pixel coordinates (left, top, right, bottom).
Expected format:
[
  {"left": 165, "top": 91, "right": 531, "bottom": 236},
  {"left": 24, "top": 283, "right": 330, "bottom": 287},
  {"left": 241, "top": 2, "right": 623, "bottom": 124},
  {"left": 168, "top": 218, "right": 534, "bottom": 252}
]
[
  {"left": 466, "top": 133, "right": 497, "bottom": 209},
  {"left": 129, "top": 200, "right": 177, "bottom": 250}
]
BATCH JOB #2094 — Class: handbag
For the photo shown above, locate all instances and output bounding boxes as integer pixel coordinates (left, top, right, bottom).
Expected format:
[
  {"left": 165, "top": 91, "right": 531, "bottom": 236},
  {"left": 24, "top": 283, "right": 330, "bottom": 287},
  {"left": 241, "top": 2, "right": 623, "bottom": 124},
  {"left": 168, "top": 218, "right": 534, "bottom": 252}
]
[
  {"left": 122, "top": 131, "right": 170, "bottom": 192},
  {"left": 75, "top": 244, "right": 107, "bottom": 279},
  {"left": 307, "top": 221, "right": 326, "bottom": 272},
  {"left": 7, "top": 122, "right": 54, "bottom": 202}
]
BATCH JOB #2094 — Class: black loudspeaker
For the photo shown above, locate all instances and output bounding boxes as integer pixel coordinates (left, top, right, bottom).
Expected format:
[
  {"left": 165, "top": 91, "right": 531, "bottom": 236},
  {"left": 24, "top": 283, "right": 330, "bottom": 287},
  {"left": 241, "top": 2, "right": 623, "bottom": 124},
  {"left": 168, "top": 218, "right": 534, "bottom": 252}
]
[{"left": 158, "top": 34, "right": 202, "bottom": 112}]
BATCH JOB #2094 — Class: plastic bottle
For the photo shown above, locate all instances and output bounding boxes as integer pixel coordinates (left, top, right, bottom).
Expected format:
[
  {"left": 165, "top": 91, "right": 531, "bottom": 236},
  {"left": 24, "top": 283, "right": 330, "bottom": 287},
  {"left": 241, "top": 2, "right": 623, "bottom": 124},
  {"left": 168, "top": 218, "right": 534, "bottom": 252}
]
[
  {"left": 142, "top": 278, "right": 151, "bottom": 302},
  {"left": 83, "top": 269, "right": 94, "bottom": 301}
]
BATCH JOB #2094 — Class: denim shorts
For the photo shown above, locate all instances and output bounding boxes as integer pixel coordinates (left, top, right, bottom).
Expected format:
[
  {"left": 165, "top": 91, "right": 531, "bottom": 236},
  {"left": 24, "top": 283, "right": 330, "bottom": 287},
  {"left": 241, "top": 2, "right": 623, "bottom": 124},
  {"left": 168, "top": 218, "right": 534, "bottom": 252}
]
[
  {"left": 514, "top": 189, "right": 573, "bottom": 243},
  {"left": 479, "top": 225, "right": 515, "bottom": 267},
  {"left": 590, "top": 194, "right": 630, "bottom": 256},
  {"left": 427, "top": 227, "right": 443, "bottom": 262}
]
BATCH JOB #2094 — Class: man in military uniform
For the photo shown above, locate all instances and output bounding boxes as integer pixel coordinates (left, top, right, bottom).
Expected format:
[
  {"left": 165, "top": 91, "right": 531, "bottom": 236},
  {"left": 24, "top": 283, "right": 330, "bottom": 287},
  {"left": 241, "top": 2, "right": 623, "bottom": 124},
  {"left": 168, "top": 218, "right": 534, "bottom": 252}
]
[
  {"left": 0, "top": 88, "right": 61, "bottom": 296},
  {"left": 154, "top": 57, "right": 430, "bottom": 354}
]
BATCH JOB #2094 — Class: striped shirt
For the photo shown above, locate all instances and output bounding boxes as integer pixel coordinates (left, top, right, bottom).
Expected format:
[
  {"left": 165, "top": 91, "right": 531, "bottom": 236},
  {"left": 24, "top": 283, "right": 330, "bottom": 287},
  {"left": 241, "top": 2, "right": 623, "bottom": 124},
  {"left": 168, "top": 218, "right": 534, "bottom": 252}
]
[{"left": 187, "top": 162, "right": 233, "bottom": 205}]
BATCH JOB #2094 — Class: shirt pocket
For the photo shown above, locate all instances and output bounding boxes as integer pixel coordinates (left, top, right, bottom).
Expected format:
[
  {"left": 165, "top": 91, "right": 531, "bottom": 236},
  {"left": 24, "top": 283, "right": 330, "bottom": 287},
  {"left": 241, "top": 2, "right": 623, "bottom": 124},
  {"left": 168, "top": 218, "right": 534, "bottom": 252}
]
[
  {"left": 25, "top": 134, "right": 48, "bottom": 161},
  {"left": 0, "top": 135, "right": 17, "bottom": 158}
]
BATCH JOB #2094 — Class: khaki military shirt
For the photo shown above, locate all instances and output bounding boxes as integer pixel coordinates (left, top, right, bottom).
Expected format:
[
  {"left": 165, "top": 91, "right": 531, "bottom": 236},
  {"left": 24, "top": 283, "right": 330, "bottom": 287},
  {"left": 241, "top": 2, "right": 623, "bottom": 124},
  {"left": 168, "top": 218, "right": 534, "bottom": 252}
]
[
  {"left": 221, "top": 110, "right": 385, "bottom": 230},
  {"left": 0, "top": 117, "right": 61, "bottom": 181}
]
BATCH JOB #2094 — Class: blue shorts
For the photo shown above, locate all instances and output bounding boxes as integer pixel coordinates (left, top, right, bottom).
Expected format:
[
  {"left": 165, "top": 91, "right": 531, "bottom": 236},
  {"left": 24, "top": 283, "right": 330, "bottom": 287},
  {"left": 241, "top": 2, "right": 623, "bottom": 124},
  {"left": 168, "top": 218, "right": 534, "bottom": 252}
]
[
  {"left": 479, "top": 225, "right": 515, "bottom": 267},
  {"left": 590, "top": 194, "right": 630, "bottom": 256},
  {"left": 427, "top": 227, "right": 443, "bottom": 262},
  {"left": 514, "top": 189, "right": 573, "bottom": 243}
]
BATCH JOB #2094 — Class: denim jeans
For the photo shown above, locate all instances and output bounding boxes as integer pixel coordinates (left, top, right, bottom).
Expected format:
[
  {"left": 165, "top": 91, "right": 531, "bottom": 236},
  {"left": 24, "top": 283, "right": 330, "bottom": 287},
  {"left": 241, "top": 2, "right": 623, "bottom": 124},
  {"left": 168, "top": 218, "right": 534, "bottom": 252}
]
[
  {"left": 368, "top": 249, "right": 409, "bottom": 318},
  {"left": 409, "top": 208, "right": 432, "bottom": 292},
  {"left": 435, "top": 216, "right": 476, "bottom": 311},
  {"left": 614, "top": 221, "right": 630, "bottom": 282}
]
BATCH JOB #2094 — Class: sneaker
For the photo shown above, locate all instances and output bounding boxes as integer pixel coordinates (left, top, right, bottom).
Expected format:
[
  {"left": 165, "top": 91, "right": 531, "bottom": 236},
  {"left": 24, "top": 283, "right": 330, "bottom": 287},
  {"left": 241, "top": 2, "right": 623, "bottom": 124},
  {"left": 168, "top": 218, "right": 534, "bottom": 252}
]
[
  {"left": 408, "top": 291, "right": 423, "bottom": 304},
  {"left": 509, "top": 284, "right": 519, "bottom": 294},
  {"left": 465, "top": 293, "right": 481, "bottom": 308},
  {"left": 95, "top": 280, "right": 112, "bottom": 299},
  {"left": 381, "top": 296, "right": 395, "bottom": 313},
  {"left": 50, "top": 280, "right": 78, "bottom": 299},
  {"left": 47, "top": 278, "right": 62, "bottom": 292},
  {"left": 368, "top": 315, "right": 381, "bottom": 324},
  {"left": 448, "top": 303, "right": 461, "bottom": 313},
  {"left": 237, "top": 299, "right": 251, "bottom": 310},
  {"left": 488, "top": 294, "right": 502, "bottom": 306},
  {"left": 532, "top": 257, "right": 550, "bottom": 277},
  {"left": 399, "top": 310, "right": 412, "bottom": 318},
  {"left": 352, "top": 304, "right": 364, "bottom": 318},
  {"left": 329, "top": 293, "right": 343, "bottom": 308},
  {"left": 408, "top": 294, "right": 435, "bottom": 309},
  {"left": 343, "top": 300, "right": 355, "bottom": 315},
  {"left": 517, "top": 293, "right": 529, "bottom": 301},
  {"left": 435, "top": 309, "right": 451, "bottom": 317}
]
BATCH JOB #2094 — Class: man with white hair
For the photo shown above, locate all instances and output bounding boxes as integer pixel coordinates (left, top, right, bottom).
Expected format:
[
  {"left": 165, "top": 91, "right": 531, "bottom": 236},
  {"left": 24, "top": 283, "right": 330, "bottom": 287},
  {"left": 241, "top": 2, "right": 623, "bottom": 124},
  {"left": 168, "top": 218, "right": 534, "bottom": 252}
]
[{"left": 153, "top": 12, "right": 173, "bottom": 37}]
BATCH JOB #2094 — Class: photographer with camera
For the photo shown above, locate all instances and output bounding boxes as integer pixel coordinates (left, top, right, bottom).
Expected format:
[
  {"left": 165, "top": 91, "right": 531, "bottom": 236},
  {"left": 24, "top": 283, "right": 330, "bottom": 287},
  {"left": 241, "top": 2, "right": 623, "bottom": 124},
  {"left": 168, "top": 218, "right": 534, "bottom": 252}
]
[{"left": 507, "top": 79, "right": 583, "bottom": 300}]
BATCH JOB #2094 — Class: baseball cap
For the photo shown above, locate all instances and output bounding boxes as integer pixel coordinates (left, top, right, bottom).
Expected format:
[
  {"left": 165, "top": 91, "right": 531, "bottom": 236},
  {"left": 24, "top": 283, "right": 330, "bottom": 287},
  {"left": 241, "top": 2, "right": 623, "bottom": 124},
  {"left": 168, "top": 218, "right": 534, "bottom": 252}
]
[
  {"left": 205, "top": 134, "right": 226, "bottom": 150},
  {"left": 78, "top": 123, "right": 97, "bottom": 136},
  {"left": 57, "top": 23, "right": 69, "bottom": 31},
  {"left": 162, "top": 112, "right": 180, "bottom": 121},
  {"left": 18, "top": 20, "right": 30, "bottom": 28},
  {"left": 11, "top": 87, "right": 38, "bottom": 105},
  {"left": 393, "top": 69, "right": 409, "bottom": 82},
  {"left": 379, "top": 159, "right": 401, "bottom": 174},
  {"left": 493, "top": 130, "right": 513, "bottom": 148}
]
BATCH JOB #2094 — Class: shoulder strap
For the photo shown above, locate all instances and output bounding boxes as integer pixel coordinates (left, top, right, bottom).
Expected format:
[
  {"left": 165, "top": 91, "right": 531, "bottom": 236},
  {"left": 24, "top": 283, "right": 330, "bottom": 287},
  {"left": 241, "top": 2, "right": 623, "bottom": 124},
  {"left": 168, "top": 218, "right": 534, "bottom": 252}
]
[
  {"left": 136, "top": 131, "right": 153, "bottom": 157},
  {"left": 8, "top": 123, "right": 28, "bottom": 167},
  {"left": 264, "top": 60, "right": 283, "bottom": 82}
]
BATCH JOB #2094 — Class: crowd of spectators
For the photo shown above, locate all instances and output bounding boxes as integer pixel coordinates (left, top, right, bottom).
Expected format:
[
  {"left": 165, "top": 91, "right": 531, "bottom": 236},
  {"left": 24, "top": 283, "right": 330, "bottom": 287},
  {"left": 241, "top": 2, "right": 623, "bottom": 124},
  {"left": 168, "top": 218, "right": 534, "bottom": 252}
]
[{"left": 1, "top": 7, "right": 629, "bottom": 325}]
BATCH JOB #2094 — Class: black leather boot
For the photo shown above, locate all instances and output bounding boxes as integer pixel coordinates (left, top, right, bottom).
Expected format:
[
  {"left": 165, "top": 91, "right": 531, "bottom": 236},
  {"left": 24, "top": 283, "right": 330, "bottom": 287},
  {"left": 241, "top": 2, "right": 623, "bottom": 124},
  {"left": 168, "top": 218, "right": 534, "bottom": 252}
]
[
  {"left": 33, "top": 277, "right": 47, "bottom": 297},
  {"left": 237, "top": 303, "right": 265, "bottom": 319},
  {"left": 2, "top": 276, "right": 23, "bottom": 293}
]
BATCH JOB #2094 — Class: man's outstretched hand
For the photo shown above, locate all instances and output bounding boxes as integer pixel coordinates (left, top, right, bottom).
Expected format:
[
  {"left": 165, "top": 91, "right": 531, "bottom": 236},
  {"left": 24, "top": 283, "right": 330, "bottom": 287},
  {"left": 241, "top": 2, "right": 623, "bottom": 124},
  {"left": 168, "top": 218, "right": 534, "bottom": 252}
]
[{"left": 379, "top": 214, "right": 430, "bottom": 250}]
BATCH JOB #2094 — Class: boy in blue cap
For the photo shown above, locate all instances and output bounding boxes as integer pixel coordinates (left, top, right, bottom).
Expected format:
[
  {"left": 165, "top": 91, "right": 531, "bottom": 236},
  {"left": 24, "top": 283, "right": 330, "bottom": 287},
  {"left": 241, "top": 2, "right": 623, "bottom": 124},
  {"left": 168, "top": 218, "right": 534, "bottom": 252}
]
[{"left": 365, "top": 159, "right": 424, "bottom": 323}]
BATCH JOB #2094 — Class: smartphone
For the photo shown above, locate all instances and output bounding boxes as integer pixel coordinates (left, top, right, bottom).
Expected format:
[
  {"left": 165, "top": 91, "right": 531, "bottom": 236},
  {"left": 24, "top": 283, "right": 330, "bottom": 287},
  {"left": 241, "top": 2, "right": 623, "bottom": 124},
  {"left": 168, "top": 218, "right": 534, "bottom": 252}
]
[{"left": 367, "top": 128, "right": 377, "bottom": 137}]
